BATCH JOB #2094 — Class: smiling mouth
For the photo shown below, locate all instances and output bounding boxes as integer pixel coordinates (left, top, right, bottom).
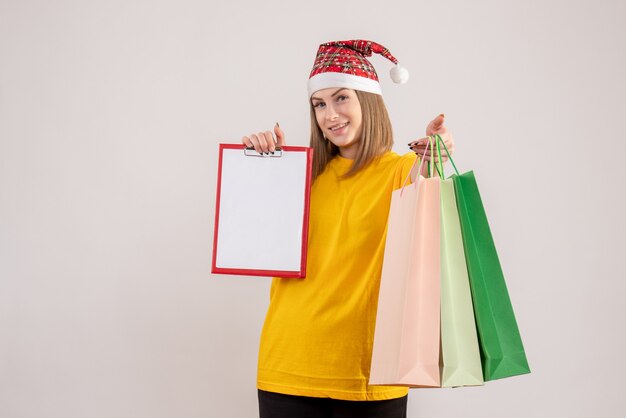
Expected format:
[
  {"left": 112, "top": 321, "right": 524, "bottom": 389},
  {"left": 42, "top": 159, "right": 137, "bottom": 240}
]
[{"left": 329, "top": 122, "right": 349, "bottom": 132}]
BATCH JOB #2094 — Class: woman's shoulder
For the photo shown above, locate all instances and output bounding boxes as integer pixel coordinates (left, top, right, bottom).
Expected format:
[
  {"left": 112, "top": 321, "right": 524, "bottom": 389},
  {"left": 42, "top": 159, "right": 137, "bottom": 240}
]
[
  {"left": 372, "top": 151, "right": 417, "bottom": 189},
  {"left": 375, "top": 150, "right": 416, "bottom": 167}
]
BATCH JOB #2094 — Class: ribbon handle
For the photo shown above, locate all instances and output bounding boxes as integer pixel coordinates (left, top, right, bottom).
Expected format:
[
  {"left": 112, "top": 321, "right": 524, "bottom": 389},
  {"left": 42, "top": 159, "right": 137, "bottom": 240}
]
[
  {"left": 433, "top": 134, "right": 459, "bottom": 177},
  {"left": 399, "top": 137, "right": 433, "bottom": 196}
]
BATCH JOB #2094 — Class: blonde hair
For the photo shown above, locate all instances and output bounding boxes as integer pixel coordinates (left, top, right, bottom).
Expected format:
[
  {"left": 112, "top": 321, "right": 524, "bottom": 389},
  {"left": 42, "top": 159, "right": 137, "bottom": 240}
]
[{"left": 309, "top": 90, "right": 393, "bottom": 181}]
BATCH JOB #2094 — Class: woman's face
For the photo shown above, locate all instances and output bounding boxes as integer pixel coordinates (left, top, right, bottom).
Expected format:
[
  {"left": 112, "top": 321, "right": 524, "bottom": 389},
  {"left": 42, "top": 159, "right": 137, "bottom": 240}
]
[{"left": 311, "top": 88, "right": 363, "bottom": 159}]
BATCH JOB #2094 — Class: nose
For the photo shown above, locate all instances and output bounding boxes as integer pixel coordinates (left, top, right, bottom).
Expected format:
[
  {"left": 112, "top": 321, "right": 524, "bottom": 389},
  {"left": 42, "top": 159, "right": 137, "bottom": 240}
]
[{"left": 325, "top": 103, "right": 339, "bottom": 121}]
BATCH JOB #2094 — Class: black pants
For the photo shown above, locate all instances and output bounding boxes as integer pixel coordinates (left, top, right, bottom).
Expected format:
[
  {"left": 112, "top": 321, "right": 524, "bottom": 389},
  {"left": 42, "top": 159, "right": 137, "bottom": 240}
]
[{"left": 258, "top": 390, "right": 408, "bottom": 418}]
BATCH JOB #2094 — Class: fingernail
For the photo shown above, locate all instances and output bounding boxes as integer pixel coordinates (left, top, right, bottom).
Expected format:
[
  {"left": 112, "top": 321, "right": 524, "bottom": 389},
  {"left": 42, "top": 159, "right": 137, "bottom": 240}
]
[
  {"left": 275, "top": 122, "right": 280, "bottom": 128},
  {"left": 439, "top": 113, "right": 445, "bottom": 118}
]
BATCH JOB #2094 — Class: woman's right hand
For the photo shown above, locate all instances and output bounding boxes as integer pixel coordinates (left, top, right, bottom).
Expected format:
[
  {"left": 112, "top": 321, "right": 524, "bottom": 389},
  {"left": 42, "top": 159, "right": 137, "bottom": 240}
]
[{"left": 241, "top": 123, "right": 286, "bottom": 154}]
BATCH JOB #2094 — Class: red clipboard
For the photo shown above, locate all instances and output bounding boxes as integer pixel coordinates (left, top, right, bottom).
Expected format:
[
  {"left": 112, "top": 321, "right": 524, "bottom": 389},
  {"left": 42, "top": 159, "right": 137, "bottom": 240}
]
[{"left": 211, "top": 144, "right": 313, "bottom": 277}]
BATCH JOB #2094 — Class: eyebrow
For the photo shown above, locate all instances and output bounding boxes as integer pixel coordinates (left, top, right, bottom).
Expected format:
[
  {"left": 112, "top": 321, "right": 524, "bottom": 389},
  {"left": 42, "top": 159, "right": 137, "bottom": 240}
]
[{"left": 311, "top": 88, "right": 348, "bottom": 102}]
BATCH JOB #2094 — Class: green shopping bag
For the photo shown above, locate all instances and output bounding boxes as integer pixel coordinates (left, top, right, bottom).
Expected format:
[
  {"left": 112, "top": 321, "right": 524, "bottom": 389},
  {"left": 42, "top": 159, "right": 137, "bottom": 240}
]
[
  {"left": 435, "top": 135, "right": 530, "bottom": 381},
  {"left": 437, "top": 147, "right": 484, "bottom": 387}
]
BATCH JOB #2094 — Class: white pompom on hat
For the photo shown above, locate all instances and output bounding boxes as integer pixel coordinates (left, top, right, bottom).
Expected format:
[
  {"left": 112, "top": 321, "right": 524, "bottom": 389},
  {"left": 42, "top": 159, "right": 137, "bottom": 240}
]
[
  {"left": 390, "top": 64, "right": 410, "bottom": 84},
  {"left": 307, "top": 39, "right": 409, "bottom": 97}
]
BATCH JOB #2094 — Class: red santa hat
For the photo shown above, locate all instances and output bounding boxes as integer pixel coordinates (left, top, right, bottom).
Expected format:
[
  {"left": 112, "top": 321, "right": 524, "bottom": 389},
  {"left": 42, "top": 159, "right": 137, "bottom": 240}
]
[{"left": 307, "top": 39, "right": 409, "bottom": 97}]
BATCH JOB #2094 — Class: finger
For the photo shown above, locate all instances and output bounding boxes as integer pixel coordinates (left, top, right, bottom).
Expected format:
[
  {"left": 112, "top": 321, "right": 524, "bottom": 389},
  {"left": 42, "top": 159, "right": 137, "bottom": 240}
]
[
  {"left": 410, "top": 147, "right": 431, "bottom": 155},
  {"left": 249, "top": 134, "right": 262, "bottom": 154},
  {"left": 410, "top": 142, "right": 434, "bottom": 149},
  {"left": 410, "top": 145, "right": 432, "bottom": 154},
  {"left": 256, "top": 132, "right": 270, "bottom": 153},
  {"left": 414, "top": 137, "right": 454, "bottom": 156},
  {"left": 274, "top": 123, "right": 286, "bottom": 146},
  {"left": 261, "top": 131, "right": 276, "bottom": 153},
  {"left": 426, "top": 114, "right": 446, "bottom": 136},
  {"left": 432, "top": 113, "right": 445, "bottom": 129},
  {"left": 436, "top": 135, "right": 451, "bottom": 145},
  {"left": 421, "top": 156, "right": 449, "bottom": 165},
  {"left": 439, "top": 140, "right": 455, "bottom": 156},
  {"left": 242, "top": 136, "right": 253, "bottom": 149},
  {"left": 412, "top": 134, "right": 444, "bottom": 144},
  {"left": 413, "top": 149, "right": 450, "bottom": 161},
  {"left": 408, "top": 136, "right": 429, "bottom": 148},
  {"left": 250, "top": 134, "right": 263, "bottom": 154},
  {"left": 434, "top": 133, "right": 450, "bottom": 144},
  {"left": 410, "top": 142, "right": 438, "bottom": 153}
]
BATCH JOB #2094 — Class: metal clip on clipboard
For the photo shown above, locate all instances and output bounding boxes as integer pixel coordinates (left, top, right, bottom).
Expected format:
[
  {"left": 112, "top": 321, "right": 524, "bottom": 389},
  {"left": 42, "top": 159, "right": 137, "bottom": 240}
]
[{"left": 244, "top": 146, "right": 283, "bottom": 157}]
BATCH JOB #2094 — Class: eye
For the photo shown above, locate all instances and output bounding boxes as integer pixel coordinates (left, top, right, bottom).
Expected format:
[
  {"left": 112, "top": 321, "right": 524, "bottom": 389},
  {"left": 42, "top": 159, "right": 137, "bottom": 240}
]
[
  {"left": 337, "top": 95, "right": 349, "bottom": 102},
  {"left": 313, "top": 102, "right": 326, "bottom": 109}
]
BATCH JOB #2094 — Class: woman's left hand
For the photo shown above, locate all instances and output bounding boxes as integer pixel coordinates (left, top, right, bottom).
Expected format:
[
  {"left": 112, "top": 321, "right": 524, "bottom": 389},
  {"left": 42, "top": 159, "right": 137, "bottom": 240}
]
[{"left": 408, "top": 114, "right": 455, "bottom": 163}]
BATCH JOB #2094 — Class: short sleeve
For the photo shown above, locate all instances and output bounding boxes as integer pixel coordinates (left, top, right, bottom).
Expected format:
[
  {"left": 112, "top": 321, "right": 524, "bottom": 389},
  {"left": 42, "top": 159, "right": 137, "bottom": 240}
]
[{"left": 392, "top": 152, "right": 418, "bottom": 190}]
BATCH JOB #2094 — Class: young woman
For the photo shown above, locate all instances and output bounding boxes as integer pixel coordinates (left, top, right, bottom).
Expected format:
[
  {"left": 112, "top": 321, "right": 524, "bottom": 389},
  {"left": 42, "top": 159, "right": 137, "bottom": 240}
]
[{"left": 242, "top": 40, "right": 455, "bottom": 418}]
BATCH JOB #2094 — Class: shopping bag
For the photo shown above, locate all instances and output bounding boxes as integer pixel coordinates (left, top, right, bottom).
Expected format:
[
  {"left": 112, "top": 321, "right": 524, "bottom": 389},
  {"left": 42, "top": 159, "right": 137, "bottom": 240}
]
[
  {"left": 439, "top": 175, "right": 484, "bottom": 387},
  {"left": 369, "top": 140, "right": 441, "bottom": 387},
  {"left": 435, "top": 138, "right": 483, "bottom": 387},
  {"left": 436, "top": 135, "right": 531, "bottom": 381}
]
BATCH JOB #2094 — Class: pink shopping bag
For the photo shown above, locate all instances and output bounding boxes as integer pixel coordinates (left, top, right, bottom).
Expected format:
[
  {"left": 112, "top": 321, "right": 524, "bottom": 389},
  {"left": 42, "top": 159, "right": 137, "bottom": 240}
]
[{"left": 369, "top": 142, "right": 441, "bottom": 387}]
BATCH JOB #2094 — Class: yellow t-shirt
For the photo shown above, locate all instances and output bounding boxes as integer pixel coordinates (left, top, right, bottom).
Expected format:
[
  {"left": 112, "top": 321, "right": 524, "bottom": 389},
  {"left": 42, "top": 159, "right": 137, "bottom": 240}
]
[{"left": 257, "top": 151, "right": 417, "bottom": 401}]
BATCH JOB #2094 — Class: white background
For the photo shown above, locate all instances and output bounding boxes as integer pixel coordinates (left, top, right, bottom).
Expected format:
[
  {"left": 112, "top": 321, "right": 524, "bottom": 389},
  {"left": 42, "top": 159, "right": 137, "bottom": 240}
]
[{"left": 1, "top": 0, "right": 625, "bottom": 417}]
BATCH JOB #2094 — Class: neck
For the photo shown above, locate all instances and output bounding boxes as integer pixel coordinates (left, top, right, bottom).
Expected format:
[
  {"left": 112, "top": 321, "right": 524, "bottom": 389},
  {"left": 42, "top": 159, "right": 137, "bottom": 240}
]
[{"left": 338, "top": 143, "right": 359, "bottom": 160}]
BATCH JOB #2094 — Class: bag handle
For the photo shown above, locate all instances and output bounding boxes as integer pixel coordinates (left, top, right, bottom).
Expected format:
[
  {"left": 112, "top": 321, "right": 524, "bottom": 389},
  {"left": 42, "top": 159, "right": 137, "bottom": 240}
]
[
  {"left": 421, "top": 136, "right": 442, "bottom": 179},
  {"left": 399, "top": 136, "right": 432, "bottom": 195},
  {"left": 425, "top": 136, "right": 443, "bottom": 179},
  {"left": 433, "top": 133, "right": 460, "bottom": 178},
  {"left": 427, "top": 137, "right": 440, "bottom": 178}
]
